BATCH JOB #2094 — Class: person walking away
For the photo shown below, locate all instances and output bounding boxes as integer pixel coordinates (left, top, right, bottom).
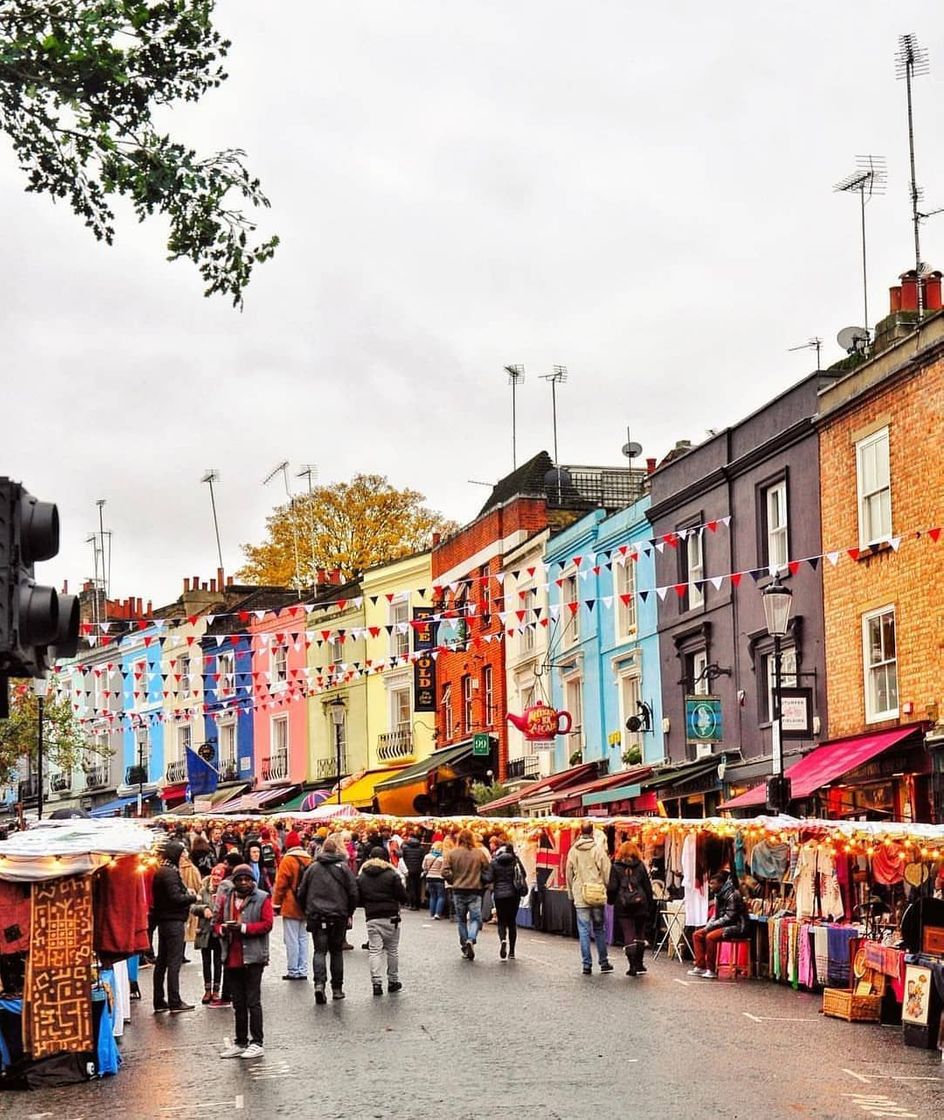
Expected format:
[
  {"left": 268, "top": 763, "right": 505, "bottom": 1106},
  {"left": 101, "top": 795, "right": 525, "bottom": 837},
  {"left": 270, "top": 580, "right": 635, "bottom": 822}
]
[
  {"left": 400, "top": 832, "right": 427, "bottom": 911},
  {"left": 192, "top": 865, "right": 226, "bottom": 1004},
  {"left": 271, "top": 830, "right": 312, "bottom": 981},
  {"left": 258, "top": 827, "right": 280, "bottom": 873},
  {"left": 608, "top": 841, "right": 653, "bottom": 977},
  {"left": 690, "top": 869, "right": 748, "bottom": 980},
  {"left": 490, "top": 843, "right": 527, "bottom": 960},
  {"left": 442, "top": 829, "right": 491, "bottom": 961},
  {"left": 357, "top": 846, "right": 407, "bottom": 996},
  {"left": 297, "top": 838, "right": 359, "bottom": 1003},
  {"left": 151, "top": 841, "right": 199, "bottom": 1013},
  {"left": 566, "top": 822, "right": 614, "bottom": 976},
  {"left": 423, "top": 839, "right": 446, "bottom": 920},
  {"left": 191, "top": 833, "right": 215, "bottom": 876},
  {"left": 180, "top": 847, "right": 204, "bottom": 963},
  {"left": 215, "top": 865, "right": 274, "bottom": 1059}
]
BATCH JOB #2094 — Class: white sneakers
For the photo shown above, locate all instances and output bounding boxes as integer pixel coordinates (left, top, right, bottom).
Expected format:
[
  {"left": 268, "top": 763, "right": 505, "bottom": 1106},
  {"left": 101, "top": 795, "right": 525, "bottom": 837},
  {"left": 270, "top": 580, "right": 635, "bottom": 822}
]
[
  {"left": 220, "top": 1040, "right": 265, "bottom": 1059},
  {"left": 686, "top": 967, "right": 717, "bottom": 979},
  {"left": 687, "top": 967, "right": 705, "bottom": 976}
]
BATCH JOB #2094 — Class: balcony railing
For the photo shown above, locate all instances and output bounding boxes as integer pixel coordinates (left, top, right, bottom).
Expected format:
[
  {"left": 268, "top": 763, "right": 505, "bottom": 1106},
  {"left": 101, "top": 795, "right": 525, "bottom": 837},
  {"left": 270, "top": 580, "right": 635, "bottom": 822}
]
[
  {"left": 315, "top": 754, "right": 348, "bottom": 781},
  {"left": 261, "top": 751, "right": 288, "bottom": 783},
  {"left": 377, "top": 727, "right": 413, "bottom": 762},
  {"left": 165, "top": 759, "right": 187, "bottom": 784},
  {"left": 84, "top": 764, "right": 109, "bottom": 790},
  {"left": 506, "top": 755, "right": 540, "bottom": 780},
  {"left": 50, "top": 772, "right": 73, "bottom": 793},
  {"left": 219, "top": 759, "right": 240, "bottom": 783}
]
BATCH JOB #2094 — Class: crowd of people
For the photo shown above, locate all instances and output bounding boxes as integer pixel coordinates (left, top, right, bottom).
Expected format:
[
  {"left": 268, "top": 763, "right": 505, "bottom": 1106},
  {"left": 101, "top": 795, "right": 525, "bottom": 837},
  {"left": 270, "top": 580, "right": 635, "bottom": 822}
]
[{"left": 144, "top": 816, "right": 751, "bottom": 1060}]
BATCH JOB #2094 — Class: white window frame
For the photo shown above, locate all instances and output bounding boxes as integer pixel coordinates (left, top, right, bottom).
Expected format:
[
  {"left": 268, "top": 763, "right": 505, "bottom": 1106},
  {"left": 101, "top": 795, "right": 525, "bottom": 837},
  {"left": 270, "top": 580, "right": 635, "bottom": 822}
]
[
  {"left": 614, "top": 558, "right": 637, "bottom": 639},
  {"left": 765, "top": 479, "right": 789, "bottom": 569},
  {"left": 763, "top": 646, "right": 797, "bottom": 723},
  {"left": 862, "top": 605, "right": 898, "bottom": 723},
  {"left": 271, "top": 714, "right": 290, "bottom": 756},
  {"left": 563, "top": 672, "right": 584, "bottom": 757},
  {"left": 177, "top": 724, "right": 192, "bottom": 761},
  {"left": 442, "top": 683, "right": 454, "bottom": 741},
  {"left": 482, "top": 665, "right": 494, "bottom": 727},
  {"left": 391, "top": 685, "right": 412, "bottom": 731},
  {"left": 618, "top": 670, "right": 643, "bottom": 755},
  {"left": 219, "top": 721, "right": 237, "bottom": 766},
  {"left": 133, "top": 659, "right": 148, "bottom": 709},
  {"left": 692, "top": 649, "right": 710, "bottom": 696},
  {"left": 462, "top": 674, "right": 474, "bottom": 733},
  {"left": 178, "top": 653, "right": 191, "bottom": 699},
  {"left": 390, "top": 599, "right": 410, "bottom": 660},
  {"left": 218, "top": 650, "right": 236, "bottom": 697},
  {"left": 328, "top": 636, "right": 344, "bottom": 667},
  {"left": 856, "top": 427, "right": 892, "bottom": 547},
  {"left": 561, "top": 571, "right": 580, "bottom": 648},
  {"left": 272, "top": 644, "right": 288, "bottom": 683},
  {"left": 686, "top": 529, "right": 704, "bottom": 608}
]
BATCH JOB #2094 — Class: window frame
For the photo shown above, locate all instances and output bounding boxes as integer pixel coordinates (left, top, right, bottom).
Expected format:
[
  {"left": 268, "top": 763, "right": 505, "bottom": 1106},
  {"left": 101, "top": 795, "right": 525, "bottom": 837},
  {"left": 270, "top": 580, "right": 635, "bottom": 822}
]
[
  {"left": 390, "top": 599, "right": 410, "bottom": 660},
  {"left": 684, "top": 528, "right": 705, "bottom": 609},
  {"left": 441, "top": 683, "right": 454, "bottom": 741},
  {"left": 271, "top": 714, "right": 290, "bottom": 756},
  {"left": 862, "top": 605, "right": 899, "bottom": 723},
  {"left": 561, "top": 570, "right": 580, "bottom": 648},
  {"left": 272, "top": 644, "right": 289, "bottom": 682},
  {"left": 461, "top": 674, "right": 474, "bottom": 734},
  {"left": 482, "top": 665, "right": 494, "bottom": 727},
  {"left": 218, "top": 650, "right": 236, "bottom": 697},
  {"left": 614, "top": 556, "right": 637, "bottom": 640},
  {"left": 761, "top": 645, "right": 798, "bottom": 723},
  {"left": 762, "top": 477, "right": 790, "bottom": 570},
  {"left": 855, "top": 427, "right": 892, "bottom": 547},
  {"left": 391, "top": 685, "right": 412, "bottom": 731}
]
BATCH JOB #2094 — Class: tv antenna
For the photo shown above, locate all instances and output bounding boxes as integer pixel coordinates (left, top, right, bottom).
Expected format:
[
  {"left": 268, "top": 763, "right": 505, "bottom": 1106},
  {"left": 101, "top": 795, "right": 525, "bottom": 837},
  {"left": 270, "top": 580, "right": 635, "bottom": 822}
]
[
  {"left": 297, "top": 465, "right": 318, "bottom": 584},
  {"left": 539, "top": 365, "right": 568, "bottom": 465},
  {"left": 201, "top": 470, "right": 224, "bottom": 572},
  {"left": 787, "top": 337, "right": 824, "bottom": 370},
  {"left": 504, "top": 364, "right": 525, "bottom": 469},
  {"left": 834, "top": 156, "right": 886, "bottom": 343},
  {"left": 263, "top": 461, "right": 301, "bottom": 595},
  {"left": 836, "top": 326, "right": 869, "bottom": 355},
  {"left": 896, "top": 33, "right": 932, "bottom": 316}
]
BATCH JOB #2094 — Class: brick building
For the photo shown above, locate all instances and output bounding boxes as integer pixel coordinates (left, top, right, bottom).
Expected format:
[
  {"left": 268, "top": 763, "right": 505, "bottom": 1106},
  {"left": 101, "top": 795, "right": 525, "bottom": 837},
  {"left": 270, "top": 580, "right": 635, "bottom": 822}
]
[{"left": 817, "top": 280, "right": 944, "bottom": 822}]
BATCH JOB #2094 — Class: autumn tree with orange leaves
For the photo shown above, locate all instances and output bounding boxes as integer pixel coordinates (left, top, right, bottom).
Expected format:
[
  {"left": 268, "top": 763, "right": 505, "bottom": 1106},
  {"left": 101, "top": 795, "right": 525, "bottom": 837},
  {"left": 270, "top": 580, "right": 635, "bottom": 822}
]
[{"left": 238, "top": 474, "right": 457, "bottom": 588}]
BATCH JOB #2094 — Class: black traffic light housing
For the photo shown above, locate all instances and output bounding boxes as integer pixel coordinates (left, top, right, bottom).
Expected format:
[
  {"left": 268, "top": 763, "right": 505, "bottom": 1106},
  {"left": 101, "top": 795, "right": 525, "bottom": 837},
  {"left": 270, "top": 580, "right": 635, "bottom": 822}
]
[{"left": 0, "top": 478, "right": 80, "bottom": 680}]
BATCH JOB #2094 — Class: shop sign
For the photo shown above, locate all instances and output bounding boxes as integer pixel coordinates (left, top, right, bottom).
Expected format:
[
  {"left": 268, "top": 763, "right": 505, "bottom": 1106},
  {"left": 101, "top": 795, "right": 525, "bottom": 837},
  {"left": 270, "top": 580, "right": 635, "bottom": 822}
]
[
  {"left": 780, "top": 686, "right": 813, "bottom": 739},
  {"left": 413, "top": 607, "right": 437, "bottom": 712},
  {"left": 472, "top": 733, "right": 491, "bottom": 757},
  {"left": 685, "top": 694, "right": 722, "bottom": 743}
]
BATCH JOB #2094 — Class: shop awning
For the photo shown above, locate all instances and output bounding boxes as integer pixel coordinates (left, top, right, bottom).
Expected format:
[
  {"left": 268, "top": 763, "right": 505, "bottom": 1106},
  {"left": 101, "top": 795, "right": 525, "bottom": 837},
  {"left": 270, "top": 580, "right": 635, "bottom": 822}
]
[
  {"left": 374, "top": 743, "right": 475, "bottom": 792},
  {"left": 553, "top": 766, "right": 653, "bottom": 814},
  {"left": 161, "top": 782, "right": 189, "bottom": 807},
  {"left": 337, "top": 767, "right": 411, "bottom": 808},
  {"left": 215, "top": 785, "right": 298, "bottom": 814},
  {"left": 90, "top": 795, "right": 140, "bottom": 817},
  {"left": 720, "top": 727, "right": 916, "bottom": 810},
  {"left": 479, "top": 761, "right": 600, "bottom": 814}
]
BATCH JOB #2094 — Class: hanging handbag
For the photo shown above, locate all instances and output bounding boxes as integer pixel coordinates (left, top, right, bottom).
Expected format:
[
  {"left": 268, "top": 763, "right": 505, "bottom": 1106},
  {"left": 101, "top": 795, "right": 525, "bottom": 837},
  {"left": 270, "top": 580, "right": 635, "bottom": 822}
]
[
  {"left": 514, "top": 858, "right": 529, "bottom": 898},
  {"left": 581, "top": 881, "right": 607, "bottom": 907}
]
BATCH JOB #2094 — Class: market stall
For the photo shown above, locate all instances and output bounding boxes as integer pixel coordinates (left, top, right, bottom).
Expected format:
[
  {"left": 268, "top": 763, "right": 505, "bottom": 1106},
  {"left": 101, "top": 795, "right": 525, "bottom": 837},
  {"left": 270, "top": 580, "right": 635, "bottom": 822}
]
[{"left": 0, "top": 818, "right": 155, "bottom": 1089}]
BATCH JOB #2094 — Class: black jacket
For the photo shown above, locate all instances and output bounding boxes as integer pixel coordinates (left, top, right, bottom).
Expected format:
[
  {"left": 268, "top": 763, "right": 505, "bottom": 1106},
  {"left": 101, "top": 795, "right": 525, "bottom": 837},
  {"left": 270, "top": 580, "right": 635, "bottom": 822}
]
[
  {"left": 297, "top": 850, "right": 358, "bottom": 922},
  {"left": 400, "top": 837, "right": 427, "bottom": 879},
  {"left": 705, "top": 876, "right": 749, "bottom": 939},
  {"left": 607, "top": 857, "right": 653, "bottom": 919},
  {"left": 151, "top": 863, "right": 197, "bottom": 922},
  {"left": 357, "top": 858, "right": 407, "bottom": 920},
  {"left": 491, "top": 849, "right": 525, "bottom": 901}
]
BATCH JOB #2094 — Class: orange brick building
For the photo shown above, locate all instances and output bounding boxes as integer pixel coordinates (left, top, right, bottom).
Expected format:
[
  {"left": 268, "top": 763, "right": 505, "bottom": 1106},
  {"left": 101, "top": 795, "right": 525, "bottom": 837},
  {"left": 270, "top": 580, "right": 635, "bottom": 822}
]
[{"left": 818, "top": 291, "right": 944, "bottom": 821}]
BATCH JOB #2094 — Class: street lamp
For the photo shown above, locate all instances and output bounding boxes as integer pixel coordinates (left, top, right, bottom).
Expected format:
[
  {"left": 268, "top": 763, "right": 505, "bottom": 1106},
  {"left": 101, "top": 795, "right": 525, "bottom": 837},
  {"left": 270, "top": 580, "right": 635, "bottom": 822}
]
[
  {"left": 762, "top": 573, "right": 793, "bottom": 814},
  {"left": 32, "top": 677, "right": 49, "bottom": 821},
  {"left": 329, "top": 698, "right": 346, "bottom": 804}
]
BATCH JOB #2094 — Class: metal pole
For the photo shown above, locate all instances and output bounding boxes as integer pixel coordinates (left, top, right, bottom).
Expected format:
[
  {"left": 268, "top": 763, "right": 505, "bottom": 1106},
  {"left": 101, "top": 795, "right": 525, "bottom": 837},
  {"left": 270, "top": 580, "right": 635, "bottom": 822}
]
[
  {"left": 905, "top": 62, "right": 923, "bottom": 316},
  {"left": 550, "top": 379, "right": 559, "bottom": 464},
  {"left": 772, "top": 635, "right": 783, "bottom": 802},
  {"left": 137, "top": 737, "right": 144, "bottom": 818},
  {"left": 335, "top": 723, "right": 342, "bottom": 804},
  {"left": 97, "top": 499, "right": 108, "bottom": 599},
  {"left": 36, "top": 695, "right": 44, "bottom": 821},
  {"left": 207, "top": 475, "right": 224, "bottom": 571},
  {"left": 512, "top": 378, "right": 517, "bottom": 470},
  {"left": 859, "top": 185, "right": 870, "bottom": 340}
]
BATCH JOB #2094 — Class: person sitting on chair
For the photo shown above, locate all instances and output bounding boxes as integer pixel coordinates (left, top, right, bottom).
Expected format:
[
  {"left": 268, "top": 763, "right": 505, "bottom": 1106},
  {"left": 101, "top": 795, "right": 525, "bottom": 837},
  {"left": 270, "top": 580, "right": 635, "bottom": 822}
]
[{"left": 689, "top": 869, "right": 748, "bottom": 980}]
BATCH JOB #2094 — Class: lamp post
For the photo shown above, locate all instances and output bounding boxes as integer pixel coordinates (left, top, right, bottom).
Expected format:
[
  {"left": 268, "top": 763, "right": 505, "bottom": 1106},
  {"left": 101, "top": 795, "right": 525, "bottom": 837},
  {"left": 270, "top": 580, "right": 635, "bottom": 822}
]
[
  {"left": 136, "top": 735, "right": 146, "bottom": 818},
  {"left": 762, "top": 573, "right": 793, "bottom": 814},
  {"left": 33, "top": 677, "right": 49, "bottom": 821},
  {"left": 329, "top": 699, "right": 346, "bottom": 804}
]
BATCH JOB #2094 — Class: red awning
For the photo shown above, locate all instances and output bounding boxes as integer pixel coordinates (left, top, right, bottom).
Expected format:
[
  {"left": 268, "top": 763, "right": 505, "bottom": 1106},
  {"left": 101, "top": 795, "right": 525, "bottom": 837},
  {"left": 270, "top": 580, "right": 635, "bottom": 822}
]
[
  {"left": 552, "top": 765, "right": 653, "bottom": 813},
  {"left": 479, "top": 761, "right": 600, "bottom": 814},
  {"left": 720, "top": 727, "right": 916, "bottom": 810},
  {"left": 161, "top": 782, "right": 189, "bottom": 807}
]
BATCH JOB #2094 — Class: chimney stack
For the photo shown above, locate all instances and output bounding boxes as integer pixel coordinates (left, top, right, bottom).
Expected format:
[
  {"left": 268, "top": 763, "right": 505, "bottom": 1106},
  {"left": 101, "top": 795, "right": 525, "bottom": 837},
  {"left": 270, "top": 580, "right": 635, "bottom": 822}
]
[
  {"left": 646, "top": 457, "right": 657, "bottom": 475},
  {"left": 217, "top": 567, "right": 225, "bottom": 592},
  {"left": 183, "top": 577, "right": 191, "bottom": 593}
]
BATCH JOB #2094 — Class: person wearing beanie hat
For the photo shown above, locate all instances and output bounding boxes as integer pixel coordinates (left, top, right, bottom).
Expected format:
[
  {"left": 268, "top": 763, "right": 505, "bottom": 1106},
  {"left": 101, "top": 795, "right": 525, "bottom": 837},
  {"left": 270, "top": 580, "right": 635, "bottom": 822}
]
[
  {"left": 151, "top": 840, "right": 199, "bottom": 1013},
  {"left": 272, "top": 830, "right": 312, "bottom": 981},
  {"left": 214, "top": 865, "right": 273, "bottom": 1059},
  {"left": 357, "top": 845, "right": 407, "bottom": 996}
]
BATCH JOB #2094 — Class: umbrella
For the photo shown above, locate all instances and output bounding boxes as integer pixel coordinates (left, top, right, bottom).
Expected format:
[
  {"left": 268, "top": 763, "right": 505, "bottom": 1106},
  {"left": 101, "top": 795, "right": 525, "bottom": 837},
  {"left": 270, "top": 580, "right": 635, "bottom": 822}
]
[
  {"left": 48, "top": 807, "right": 91, "bottom": 820},
  {"left": 301, "top": 790, "right": 330, "bottom": 812}
]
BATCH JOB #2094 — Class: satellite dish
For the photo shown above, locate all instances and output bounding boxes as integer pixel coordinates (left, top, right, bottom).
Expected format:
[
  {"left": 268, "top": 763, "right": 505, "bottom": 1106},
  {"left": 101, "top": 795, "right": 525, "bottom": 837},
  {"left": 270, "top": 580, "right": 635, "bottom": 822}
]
[
  {"left": 837, "top": 326, "right": 869, "bottom": 354},
  {"left": 622, "top": 441, "right": 643, "bottom": 459}
]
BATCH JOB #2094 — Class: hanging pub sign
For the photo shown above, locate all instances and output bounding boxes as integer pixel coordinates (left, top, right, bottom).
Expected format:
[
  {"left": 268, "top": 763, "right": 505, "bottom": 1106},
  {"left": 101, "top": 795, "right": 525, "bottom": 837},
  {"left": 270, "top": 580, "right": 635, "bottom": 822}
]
[
  {"left": 780, "top": 686, "right": 814, "bottom": 739},
  {"left": 685, "top": 694, "right": 723, "bottom": 744},
  {"left": 413, "top": 606, "right": 437, "bottom": 712}
]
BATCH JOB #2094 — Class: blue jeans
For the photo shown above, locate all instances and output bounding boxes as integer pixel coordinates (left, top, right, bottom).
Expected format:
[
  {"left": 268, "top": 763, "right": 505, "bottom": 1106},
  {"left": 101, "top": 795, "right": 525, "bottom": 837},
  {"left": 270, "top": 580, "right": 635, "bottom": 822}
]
[
  {"left": 282, "top": 916, "right": 308, "bottom": 977},
  {"left": 575, "top": 906, "right": 609, "bottom": 968},
  {"left": 427, "top": 879, "right": 446, "bottom": 918},
  {"left": 453, "top": 891, "right": 482, "bottom": 946}
]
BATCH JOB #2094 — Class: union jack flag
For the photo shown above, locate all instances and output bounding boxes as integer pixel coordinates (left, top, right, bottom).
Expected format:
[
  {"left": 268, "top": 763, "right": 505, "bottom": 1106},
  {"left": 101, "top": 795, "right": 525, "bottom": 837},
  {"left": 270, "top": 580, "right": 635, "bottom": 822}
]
[{"left": 534, "top": 826, "right": 573, "bottom": 890}]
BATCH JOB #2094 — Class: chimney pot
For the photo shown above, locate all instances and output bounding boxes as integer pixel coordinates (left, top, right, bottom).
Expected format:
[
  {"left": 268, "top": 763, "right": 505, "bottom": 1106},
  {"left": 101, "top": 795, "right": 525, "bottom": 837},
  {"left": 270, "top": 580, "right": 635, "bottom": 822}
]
[
  {"left": 201, "top": 582, "right": 208, "bottom": 591},
  {"left": 209, "top": 578, "right": 217, "bottom": 593},
  {"left": 183, "top": 578, "right": 191, "bottom": 593},
  {"left": 61, "top": 579, "right": 69, "bottom": 594},
  {"left": 646, "top": 457, "right": 657, "bottom": 475},
  {"left": 217, "top": 567, "right": 225, "bottom": 591},
  {"left": 226, "top": 577, "right": 233, "bottom": 588}
]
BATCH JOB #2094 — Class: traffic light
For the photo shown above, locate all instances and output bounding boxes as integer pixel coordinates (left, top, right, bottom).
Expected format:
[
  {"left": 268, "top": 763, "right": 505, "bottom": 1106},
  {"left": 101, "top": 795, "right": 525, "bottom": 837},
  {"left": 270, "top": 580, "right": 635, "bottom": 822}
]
[{"left": 0, "top": 478, "right": 80, "bottom": 680}]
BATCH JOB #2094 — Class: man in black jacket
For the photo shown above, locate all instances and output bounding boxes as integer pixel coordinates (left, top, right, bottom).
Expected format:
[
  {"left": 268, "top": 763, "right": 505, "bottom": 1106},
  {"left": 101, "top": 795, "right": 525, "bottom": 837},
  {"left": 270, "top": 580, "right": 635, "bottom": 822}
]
[
  {"left": 400, "top": 833, "right": 427, "bottom": 911},
  {"left": 358, "top": 846, "right": 408, "bottom": 996},
  {"left": 296, "top": 838, "right": 358, "bottom": 1004},
  {"left": 151, "top": 840, "right": 198, "bottom": 1013}
]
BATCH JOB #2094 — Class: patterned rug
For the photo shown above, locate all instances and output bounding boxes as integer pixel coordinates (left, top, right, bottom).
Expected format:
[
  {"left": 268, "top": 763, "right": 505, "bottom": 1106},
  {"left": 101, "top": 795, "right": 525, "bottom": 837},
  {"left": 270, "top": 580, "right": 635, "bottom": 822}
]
[{"left": 23, "top": 874, "right": 94, "bottom": 1058}]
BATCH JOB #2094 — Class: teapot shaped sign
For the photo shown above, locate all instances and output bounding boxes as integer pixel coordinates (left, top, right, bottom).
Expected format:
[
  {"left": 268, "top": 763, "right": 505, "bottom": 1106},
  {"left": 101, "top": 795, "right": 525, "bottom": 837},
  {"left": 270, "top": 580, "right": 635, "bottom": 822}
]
[{"left": 507, "top": 701, "right": 573, "bottom": 741}]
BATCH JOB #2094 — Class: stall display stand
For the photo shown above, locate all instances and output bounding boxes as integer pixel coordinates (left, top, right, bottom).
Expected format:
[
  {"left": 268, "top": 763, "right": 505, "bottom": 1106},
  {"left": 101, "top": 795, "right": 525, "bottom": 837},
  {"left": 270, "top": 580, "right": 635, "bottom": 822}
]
[{"left": 653, "top": 899, "right": 694, "bottom": 962}]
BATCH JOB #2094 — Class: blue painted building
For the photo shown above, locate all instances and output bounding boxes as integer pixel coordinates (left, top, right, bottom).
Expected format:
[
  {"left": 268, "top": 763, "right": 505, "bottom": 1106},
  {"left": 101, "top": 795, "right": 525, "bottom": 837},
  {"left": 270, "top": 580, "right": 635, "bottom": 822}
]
[
  {"left": 114, "top": 624, "right": 165, "bottom": 809},
  {"left": 201, "top": 629, "right": 256, "bottom": 793},
  {"left": 545, "top": 496, "right": 665, "bottom": 783}
]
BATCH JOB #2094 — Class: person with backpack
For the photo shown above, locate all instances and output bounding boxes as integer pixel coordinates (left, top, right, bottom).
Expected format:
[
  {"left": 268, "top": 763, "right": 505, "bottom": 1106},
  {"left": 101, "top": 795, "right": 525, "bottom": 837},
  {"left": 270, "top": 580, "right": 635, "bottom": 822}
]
[
  {"left": 357, "top": 846, "right": 407, "bottom": 996},
  {"left": 296, "top": 837, "right": 359, "bottom": 1003},
  {"left": 608, "top": 841, "right": 654, "bottom": 977},
  {"left": 490, "top": 842, "right": 527, "bottom": 960},
  {"left": 271, "top": 830, "right": 312, "bottom": 981}
]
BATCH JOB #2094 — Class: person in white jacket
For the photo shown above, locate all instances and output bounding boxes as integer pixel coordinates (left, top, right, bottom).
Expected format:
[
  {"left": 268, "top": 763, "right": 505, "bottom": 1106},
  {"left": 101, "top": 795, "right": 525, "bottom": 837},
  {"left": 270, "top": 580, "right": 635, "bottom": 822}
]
[{"left": 565, "top": 822, "right": 613, "bottom": 976}]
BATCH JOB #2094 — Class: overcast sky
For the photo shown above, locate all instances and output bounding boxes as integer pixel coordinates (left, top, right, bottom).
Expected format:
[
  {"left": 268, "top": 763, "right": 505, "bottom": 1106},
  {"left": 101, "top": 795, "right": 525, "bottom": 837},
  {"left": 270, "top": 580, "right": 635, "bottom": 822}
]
[{"left": 3, "top": 2, "right": 942, "bottom": 607}]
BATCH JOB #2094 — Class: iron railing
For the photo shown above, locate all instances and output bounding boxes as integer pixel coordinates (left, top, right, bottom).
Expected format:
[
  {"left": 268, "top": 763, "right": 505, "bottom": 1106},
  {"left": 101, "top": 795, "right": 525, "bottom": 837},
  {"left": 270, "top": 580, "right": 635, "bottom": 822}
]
[
  {"left": 377, "top": 728, "right": 413, "bottom": 762},
  {"left": 262, "top": 751, "right": 288, "bottom": 782},
  {"left": 165, "top": 759, "right": 187, "bottom": 784},
  {"left": 315, "top": 755, "right": 347, "bottom": 781}
]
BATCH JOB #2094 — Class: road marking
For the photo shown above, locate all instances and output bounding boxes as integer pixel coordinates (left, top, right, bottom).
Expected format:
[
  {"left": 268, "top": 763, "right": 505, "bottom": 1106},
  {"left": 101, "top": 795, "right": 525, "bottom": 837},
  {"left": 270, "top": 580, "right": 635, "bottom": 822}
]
[
  {"left": 161, "top": 1096, "right": 243, "bottom": 1113},
  {"left": 673, "top": 978, "right": 690, "bottom": 987},
  {"left": 842, "top": 1069, "right": 872, "bottom": 1083},
  {"left": 742, "top": 1013, "right": 820, "bottom": 1022},
  {"left": 842, "top": 1093, "right": 917, "bottom": 1118},
  {"left": 842, "top": 1069, "right": 944, "bottom": 1085}
]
